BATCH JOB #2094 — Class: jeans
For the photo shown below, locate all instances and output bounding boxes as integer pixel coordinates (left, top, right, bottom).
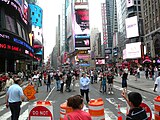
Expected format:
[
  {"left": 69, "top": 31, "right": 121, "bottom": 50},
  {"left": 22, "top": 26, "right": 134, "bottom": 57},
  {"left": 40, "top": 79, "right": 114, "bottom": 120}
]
[
  {"left": 47, "top": 83, "right": 51, "bottom": 92},
  {"left": 102, "top": 84, "right": 106, "bottom": 93},
  {"left": 56, "top": 80, "right": 60, "bottom": 90}
]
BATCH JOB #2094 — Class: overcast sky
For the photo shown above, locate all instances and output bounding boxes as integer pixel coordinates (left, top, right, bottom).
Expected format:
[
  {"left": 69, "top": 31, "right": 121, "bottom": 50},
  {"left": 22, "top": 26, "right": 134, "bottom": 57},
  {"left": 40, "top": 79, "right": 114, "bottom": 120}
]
[{"left": 37, "top": 0, "right": 104, "bottom": 60}]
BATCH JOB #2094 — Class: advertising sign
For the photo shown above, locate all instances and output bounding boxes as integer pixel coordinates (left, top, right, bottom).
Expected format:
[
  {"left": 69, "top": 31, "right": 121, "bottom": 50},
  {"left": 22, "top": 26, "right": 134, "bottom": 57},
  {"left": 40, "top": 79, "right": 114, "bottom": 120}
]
[
  {"left": 75, "top": 36, "right": 90, "bottom": 49},
  {"left": 96, "top": 59, "right": 105, "bottom": 65},
  {"left": 123, "top": 49, "right": 126, "bottom": 60},
  {"left": 105, "top": 48, "right": 112, "bottom": 54},
  {"left": 0, "top": 32, "right": 34, "bottom": 56},
  {"left": 126, "top": 0, "right": 134, "bottom": 8},
  {"left": 75, "top": 9, "right": 90, "bottom": 35},
  {"left": 126, "top": 42, "right": 141, "bottom": 59},
  {"left": 125, "top": 16, "right": 139, "bottom": 38}
]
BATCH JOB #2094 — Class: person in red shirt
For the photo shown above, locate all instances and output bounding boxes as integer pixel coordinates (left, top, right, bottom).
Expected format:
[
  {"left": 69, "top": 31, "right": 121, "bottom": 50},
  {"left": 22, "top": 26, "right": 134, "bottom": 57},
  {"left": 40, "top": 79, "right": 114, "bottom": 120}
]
[{"left": 64, "top": 95, "right": 91, "bottom": 120}]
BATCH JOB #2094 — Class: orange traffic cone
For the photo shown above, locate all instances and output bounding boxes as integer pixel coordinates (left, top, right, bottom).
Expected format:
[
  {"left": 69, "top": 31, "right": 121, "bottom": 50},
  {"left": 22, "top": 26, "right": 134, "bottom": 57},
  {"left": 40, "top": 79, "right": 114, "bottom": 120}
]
[{"left": 117, "top": 104, "right": 122, "bottom": 120}]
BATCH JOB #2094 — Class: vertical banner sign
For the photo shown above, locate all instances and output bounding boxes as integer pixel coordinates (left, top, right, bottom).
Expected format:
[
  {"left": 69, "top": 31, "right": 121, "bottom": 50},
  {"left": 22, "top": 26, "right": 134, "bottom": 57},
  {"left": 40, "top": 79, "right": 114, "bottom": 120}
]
[
  {"left": 101, "top": 3, "right": 108, "bottom": 48},
  {"left": 74, "top": 2, "right": 90, "bottom": 50}
]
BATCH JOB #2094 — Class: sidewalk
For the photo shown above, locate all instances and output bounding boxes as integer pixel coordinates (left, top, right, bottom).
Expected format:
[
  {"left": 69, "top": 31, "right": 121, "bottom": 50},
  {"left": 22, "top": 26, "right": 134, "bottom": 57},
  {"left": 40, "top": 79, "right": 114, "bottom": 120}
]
[
  {"left": 0, "top": 81, "right": 29, "bottom": 97},
  {"left": 114, "top": 72, "right": 158, "bottom": 95}
]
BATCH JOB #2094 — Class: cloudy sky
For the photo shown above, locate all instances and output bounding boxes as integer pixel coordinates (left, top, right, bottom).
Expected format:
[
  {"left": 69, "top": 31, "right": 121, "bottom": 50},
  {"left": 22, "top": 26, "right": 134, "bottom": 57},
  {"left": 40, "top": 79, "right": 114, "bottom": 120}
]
[{"left": 37, "top": 0, "right": 104, "bottom": 60}]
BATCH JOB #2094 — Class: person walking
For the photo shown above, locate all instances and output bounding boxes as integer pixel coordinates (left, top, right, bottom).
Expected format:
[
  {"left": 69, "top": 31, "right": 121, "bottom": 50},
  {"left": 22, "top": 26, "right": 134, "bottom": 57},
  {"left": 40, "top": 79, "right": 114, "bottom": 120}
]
[
  {"left": 46, "top": 72, "right": 51, "bottom": 92},
  {"left": 80, "top": 72, "right": 90, "bottom": 104},
  {"left": 122, "top": 67, "right": 128, "bottom": 93},
  {"left": 101, "top": 73, "right": 106, "bottom": 93},
  {"left": 121, "top": 91, "right": 148, "bottom": 120},
  {"left": 5, "top": 74, "right": 14, "bottom": 92},
  {"left": 60, "top": 74, "right": 65, "bottom": 93},
  {"left": 66, "top": 71, "right": 72, "bottom": 92},
  {"left": 63, "top": 95, "right": 91, "bottom": 120},
  {"left": 32, "top": 71, "right": 39, "bottom": 93},
  {"left": 107, "top": 72, "right": 114, "bottom": 94},
  {"left": 54, "top": 70, "right": 61, "bottom": 91},
  {"left": 72, "top": 73, "right": 76, "bottom": 92},
  {"left": 145, "top": 67, "right": 149, "bottom": 79},
  {"left": 6, "top": 77, "right": 25, "bottom": 120},
  {"left": 154, "top": 72, "right": 160, "bottom": 95}
]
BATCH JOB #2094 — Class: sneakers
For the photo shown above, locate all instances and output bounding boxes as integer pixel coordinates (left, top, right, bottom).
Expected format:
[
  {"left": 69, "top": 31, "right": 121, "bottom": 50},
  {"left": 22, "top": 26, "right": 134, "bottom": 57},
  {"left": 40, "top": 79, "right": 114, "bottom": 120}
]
[
  {"left": 111, "top": 91, "right": 114, "bottom": 94},
  {"left": 108, "top": 91, "right": 110, "bottom": 94}
]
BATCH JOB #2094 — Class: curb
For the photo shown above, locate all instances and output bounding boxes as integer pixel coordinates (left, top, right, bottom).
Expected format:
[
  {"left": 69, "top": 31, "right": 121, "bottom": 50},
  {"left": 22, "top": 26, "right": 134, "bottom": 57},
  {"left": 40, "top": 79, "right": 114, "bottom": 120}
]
[{"left": 114, "top": 80, "right": 158, "bottom": 95}]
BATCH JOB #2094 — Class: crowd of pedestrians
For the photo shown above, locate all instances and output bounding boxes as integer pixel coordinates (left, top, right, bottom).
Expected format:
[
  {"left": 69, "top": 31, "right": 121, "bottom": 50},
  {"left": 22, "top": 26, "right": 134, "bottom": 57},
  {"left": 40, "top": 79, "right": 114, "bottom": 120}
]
[{"left": 3, "top": 64, "right": 159, "bottom": 120}]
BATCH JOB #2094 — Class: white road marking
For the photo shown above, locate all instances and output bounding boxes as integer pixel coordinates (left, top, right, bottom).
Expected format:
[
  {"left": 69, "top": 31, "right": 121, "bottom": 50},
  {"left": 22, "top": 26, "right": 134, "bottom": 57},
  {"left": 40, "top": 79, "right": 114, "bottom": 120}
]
[
  {"left": 0, "top": 102, "right": 28, "bottom": 120},
  {"left": 19, "top": 109, "right": 28, "bottom": 120},
  {"left": 44, "top": 86, "right": 55, "bottom": 101}
]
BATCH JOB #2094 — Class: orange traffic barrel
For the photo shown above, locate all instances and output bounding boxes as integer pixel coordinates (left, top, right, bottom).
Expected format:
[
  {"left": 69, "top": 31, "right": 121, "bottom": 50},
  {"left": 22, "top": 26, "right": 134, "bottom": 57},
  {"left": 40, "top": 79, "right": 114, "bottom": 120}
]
[
  {"left": 60, "top": 102, "right": 73, "bottom": 120},
  {"left": 154, "top": 96, "right": 160, "bottom": 120},
  {"left": 88, "top": 98, "right": 105, "bottom": 120}
]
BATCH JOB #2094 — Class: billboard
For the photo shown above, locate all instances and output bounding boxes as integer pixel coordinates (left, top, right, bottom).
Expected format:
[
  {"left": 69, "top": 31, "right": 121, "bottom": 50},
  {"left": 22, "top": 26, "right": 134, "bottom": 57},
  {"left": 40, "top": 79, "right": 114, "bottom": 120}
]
[
  {"left": 0, "top": 32, "right": 34, "bottom": 58},
  {"left": 32, "top": 25, "right": 43, "bottom": 45},
  {"left": 105, "top": 48, "right": 112, "bottom": 54},
  {"left": 126, "top": 42, "right": 141, "bottom": 59},
  {"left": 96, "top": 58, "right": 105, "bottom": 65},
  {"left": 75, "top": 36, "right": 90, "bottom": 49},
  {"left": 123, "top": 49, "right": 126, "bottom": 60},
  {"left": 126, "top": 0, "right": 134, "bottom": 8},
  {"left": 75, "top": 9, "right": 90, "bottom": 35},
  {"left": 125, "top": 16, "right": 139, "bottom": 38}
]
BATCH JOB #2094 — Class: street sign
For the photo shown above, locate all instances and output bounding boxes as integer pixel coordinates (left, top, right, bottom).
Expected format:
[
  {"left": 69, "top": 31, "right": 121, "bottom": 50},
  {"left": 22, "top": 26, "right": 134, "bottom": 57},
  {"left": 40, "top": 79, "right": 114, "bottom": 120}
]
[
  {"left": 23, "top": 85, "right": 36, "bottom": 100},
  {"left": 140, "top": 102, "right": 152, "bottom": 120},
  {"left": 28, "top": 101, "right": 53, "bottom": 120}
]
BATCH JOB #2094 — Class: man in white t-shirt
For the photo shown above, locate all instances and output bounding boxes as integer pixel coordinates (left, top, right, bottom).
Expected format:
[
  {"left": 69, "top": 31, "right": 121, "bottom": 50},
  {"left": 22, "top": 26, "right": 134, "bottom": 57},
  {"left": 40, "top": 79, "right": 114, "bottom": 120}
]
[{"left": 154, "top": 72, "right": 160, "bottom": 95}]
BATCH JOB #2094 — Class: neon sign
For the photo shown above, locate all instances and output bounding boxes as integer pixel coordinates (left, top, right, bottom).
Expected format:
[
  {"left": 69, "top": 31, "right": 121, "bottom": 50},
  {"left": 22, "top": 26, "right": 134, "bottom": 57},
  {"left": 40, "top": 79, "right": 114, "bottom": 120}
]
[
  {"left": 13, "top": 38, "right": 34, "bottom": 52},
  {"left": 0, "top": 33, "right": 10, "bottom": 39},
  {"left": 0, "top": 43, "right": 21, "bottom": 52},
  {"left": 0, "top": 0, "right": 28, "bottom": 24}
]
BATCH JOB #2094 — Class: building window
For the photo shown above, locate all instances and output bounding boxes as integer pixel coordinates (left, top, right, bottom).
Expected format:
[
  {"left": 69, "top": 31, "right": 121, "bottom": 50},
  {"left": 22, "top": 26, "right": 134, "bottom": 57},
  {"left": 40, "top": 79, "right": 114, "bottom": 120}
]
[
  {"left": 138, "top": 6, "right": 141, "bottom": 11},
  {"left": 17, "top": 22, "right": 23, "bottom": 38},
  {"left": 5, "top": 14, "right": 17, "bottom": 34}
]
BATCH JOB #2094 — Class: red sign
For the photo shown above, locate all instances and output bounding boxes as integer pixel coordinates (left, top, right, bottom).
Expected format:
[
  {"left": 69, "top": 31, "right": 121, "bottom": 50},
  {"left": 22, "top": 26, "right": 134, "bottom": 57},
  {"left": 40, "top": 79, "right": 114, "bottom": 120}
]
[
  {"left": 29, "top": 106, "right": 53, "bottom": 120},
  {"left": 140, "top": 102, "right": 152, "bottom": 120}
]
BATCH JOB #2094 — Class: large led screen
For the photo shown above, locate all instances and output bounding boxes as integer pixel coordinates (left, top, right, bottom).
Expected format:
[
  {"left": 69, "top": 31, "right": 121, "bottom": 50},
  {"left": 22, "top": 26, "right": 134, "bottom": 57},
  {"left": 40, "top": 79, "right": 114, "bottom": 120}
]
[
  {"left": 96, "top": 59, "right": 105, "bottom": 65},
  {"left": 0, "top": 32, "right": 34, "bottom": 58},
  {"left": 75, "top": 9, "right": 90, "bottom": 35},
  {"left": 75, "top": 36, "right": 90, "bottom": 50},
  {"left": 125, "top": 16, "right": 139, "bottom": 38},
  {"left": 126, "top": 42, "right": 141, "bottom": 59}
]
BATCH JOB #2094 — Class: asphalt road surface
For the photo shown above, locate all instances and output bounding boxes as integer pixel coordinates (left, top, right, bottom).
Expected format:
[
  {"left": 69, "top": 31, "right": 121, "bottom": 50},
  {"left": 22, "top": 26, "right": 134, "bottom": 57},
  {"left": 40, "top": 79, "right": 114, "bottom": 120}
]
[{"left": 0, "top": 78, "right": 157, "bottom": 120}]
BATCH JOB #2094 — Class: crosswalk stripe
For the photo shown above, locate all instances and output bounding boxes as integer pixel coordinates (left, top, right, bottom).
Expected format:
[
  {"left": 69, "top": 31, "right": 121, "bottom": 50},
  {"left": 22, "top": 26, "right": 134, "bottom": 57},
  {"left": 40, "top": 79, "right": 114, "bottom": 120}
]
[
  {"left": 0, "top": 102, "right": 28, "bottom": 120},
  {"left": 19, "top": 109, "right": 28, "bottom": 120},
  {"left": 0, "top": 105, "right": 6, "bottom": 112}
]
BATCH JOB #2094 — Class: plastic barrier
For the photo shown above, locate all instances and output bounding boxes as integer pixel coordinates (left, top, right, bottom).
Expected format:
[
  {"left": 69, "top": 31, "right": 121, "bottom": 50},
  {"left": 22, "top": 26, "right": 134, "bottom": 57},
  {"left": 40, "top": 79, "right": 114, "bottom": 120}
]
[
  {"left": 60, "top": 102, "right": 73, "bottom": 120},
  {"left": 154, "top": 96, "right": 160, "bottom": 120},
  {"left": 28, "top": 100, "right": 53, "bottom": 120},
  {"left": 88, "top": 98, "right": 105, "bottom": 120},
  {"left": 117, "top": 104, "right": 122, "bottom": 120}
]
